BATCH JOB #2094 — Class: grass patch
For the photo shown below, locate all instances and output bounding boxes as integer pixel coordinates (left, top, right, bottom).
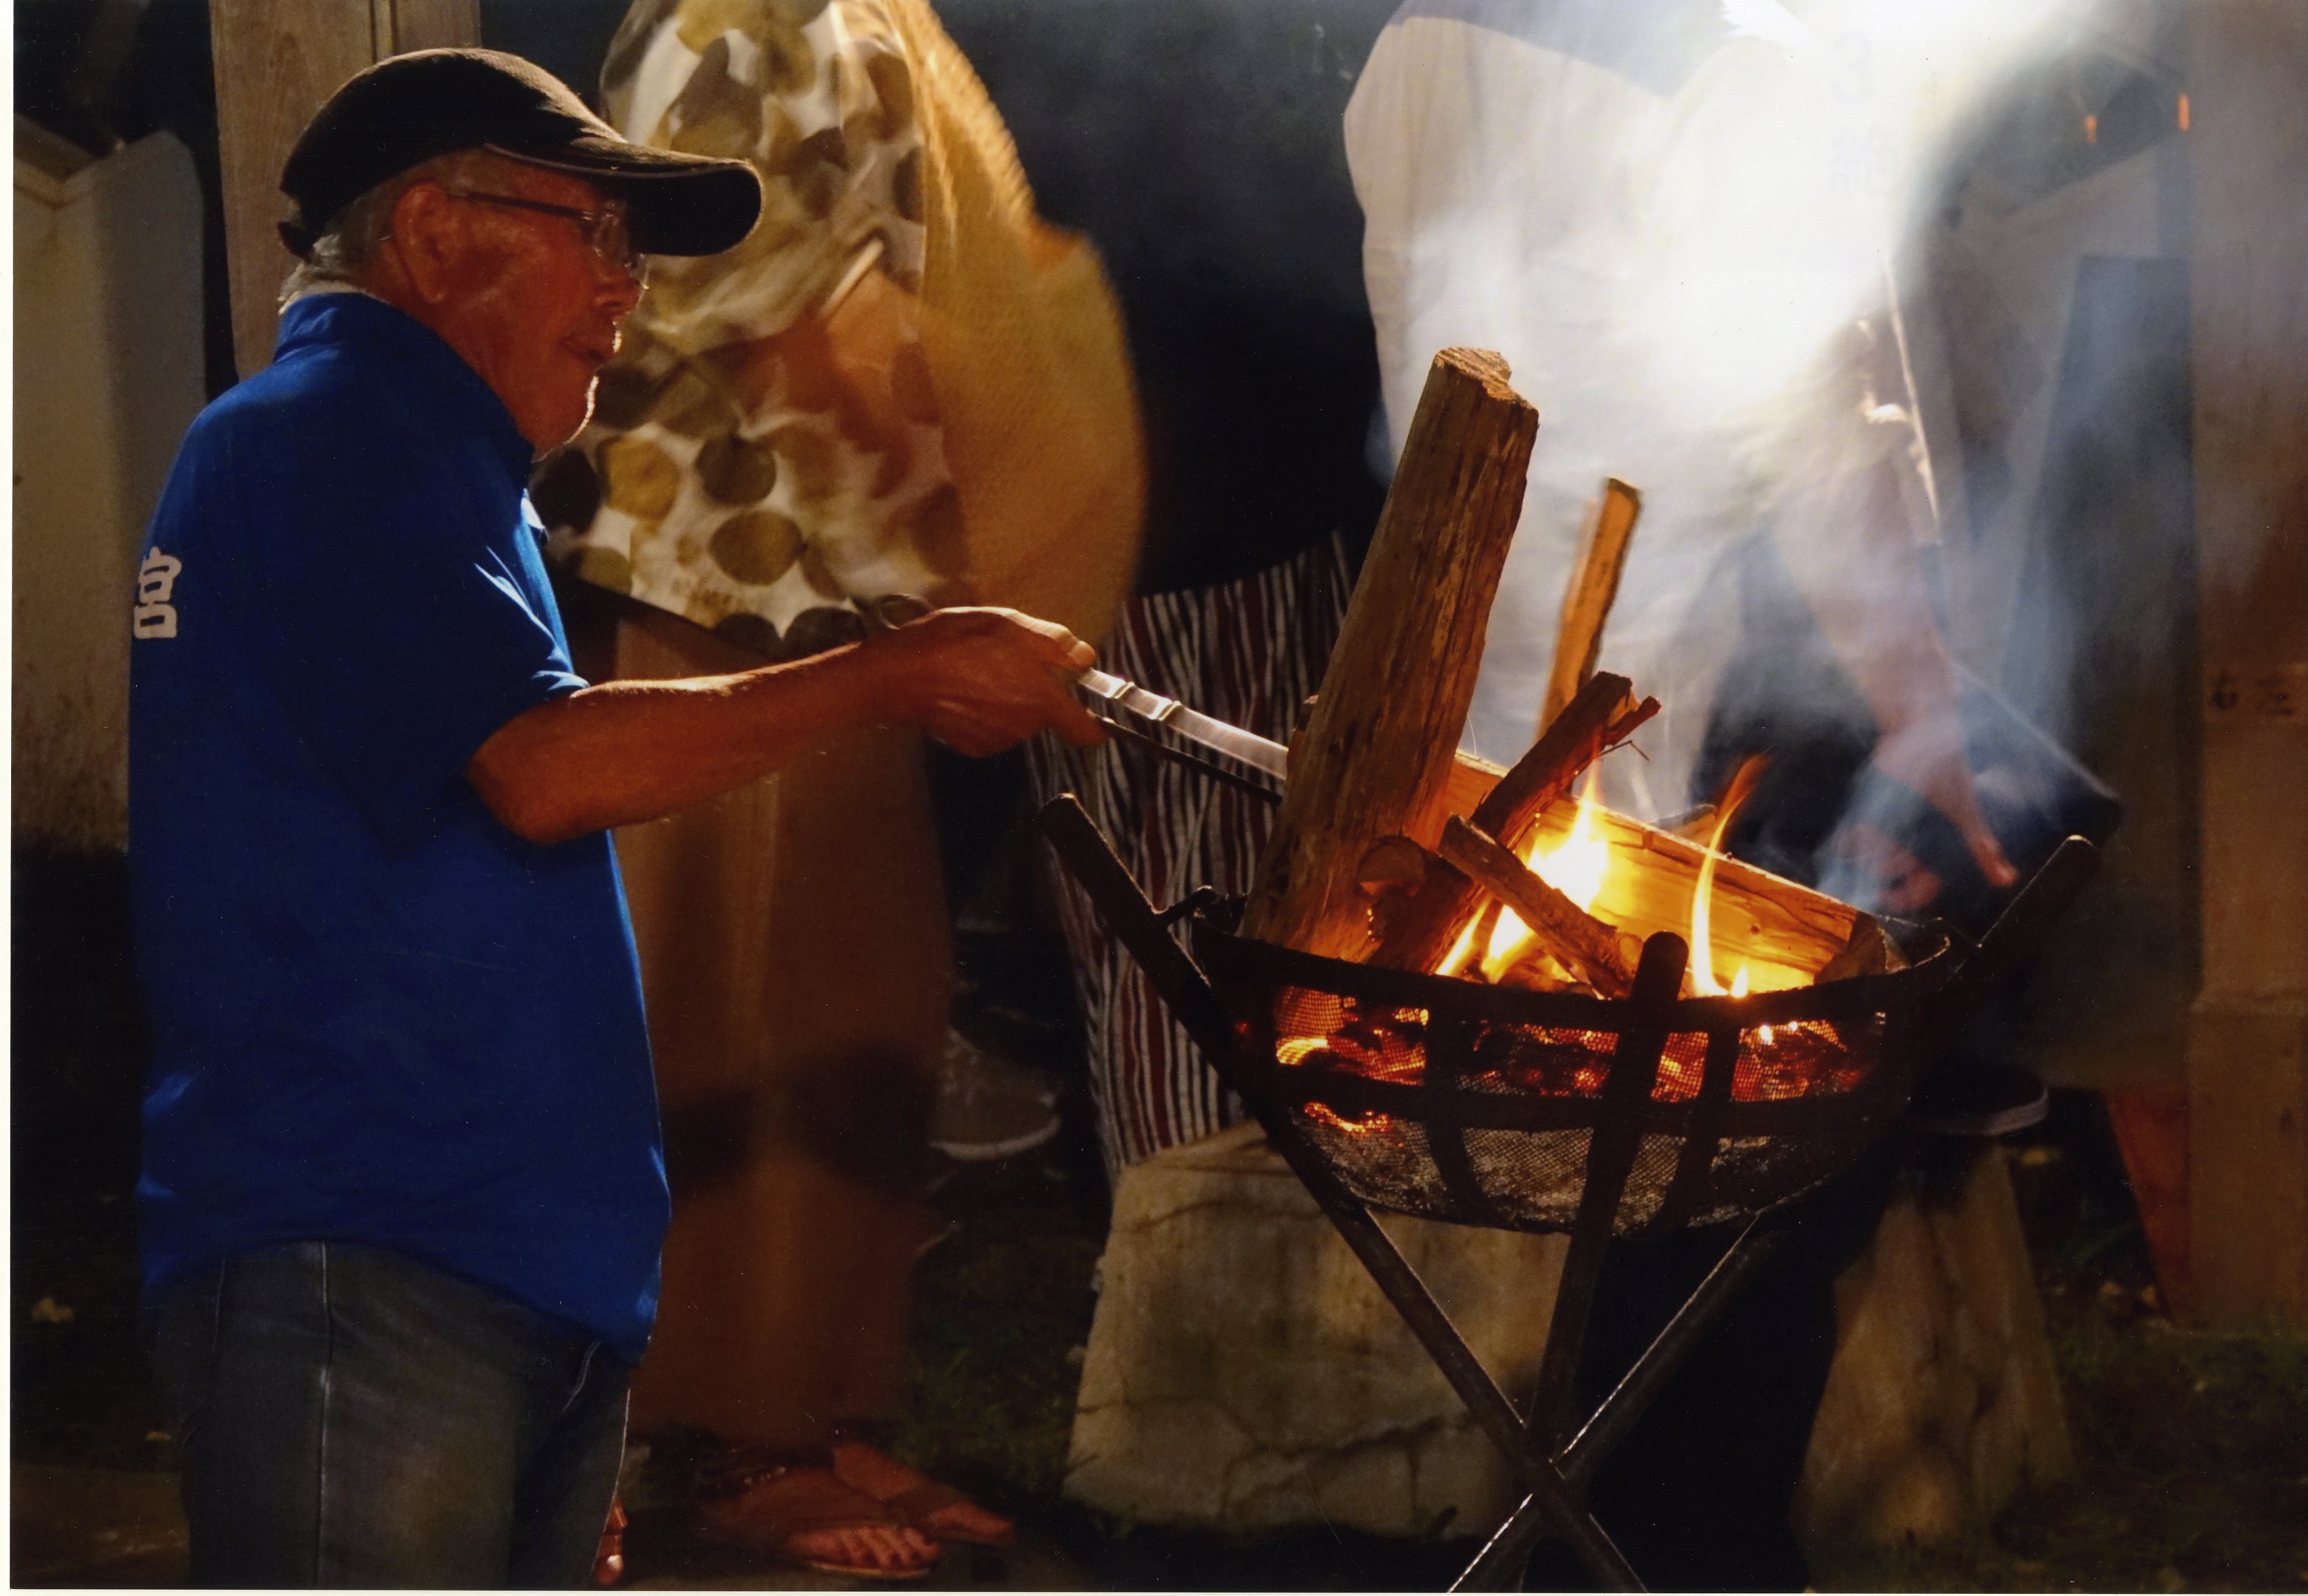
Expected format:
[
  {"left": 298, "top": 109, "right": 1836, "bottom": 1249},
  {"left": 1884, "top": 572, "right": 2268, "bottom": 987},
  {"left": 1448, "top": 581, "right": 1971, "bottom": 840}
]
[{"left": 888, "top": 1155, "right": 1107, "bottom": 1511}]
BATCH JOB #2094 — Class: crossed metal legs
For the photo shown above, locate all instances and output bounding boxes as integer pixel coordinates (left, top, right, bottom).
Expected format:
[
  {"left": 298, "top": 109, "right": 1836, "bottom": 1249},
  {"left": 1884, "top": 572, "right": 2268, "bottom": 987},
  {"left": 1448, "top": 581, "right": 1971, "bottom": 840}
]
[{"left": 1039, "top": 796, "right": 1796, "bottom": 1592}]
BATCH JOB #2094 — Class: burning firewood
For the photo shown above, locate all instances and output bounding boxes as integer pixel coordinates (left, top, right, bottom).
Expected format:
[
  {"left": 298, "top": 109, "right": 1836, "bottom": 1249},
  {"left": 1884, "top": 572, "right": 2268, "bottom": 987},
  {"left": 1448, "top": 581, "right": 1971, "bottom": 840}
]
[
  {"left": 1242, "top": 348, "right": 1538, "bottom": 960},
  {"left": 1375, "top": 672, "right": 1658, "bottom": 974},
  {"left": 1237, "top": 350, "right": 1891, "bottom": 1016},
  {"left": 1539, "top": 477, "right": 1642, "bottom": 732},
  {"left": 1434, "top": 817, "right": 1634, "bottom": 996}
]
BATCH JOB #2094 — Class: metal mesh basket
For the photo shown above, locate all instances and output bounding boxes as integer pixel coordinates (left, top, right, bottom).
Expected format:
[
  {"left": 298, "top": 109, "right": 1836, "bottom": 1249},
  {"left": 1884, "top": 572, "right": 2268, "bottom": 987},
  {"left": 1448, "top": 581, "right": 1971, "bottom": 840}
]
[{"left": 1193, "top": 920, "right": 1952, "bottom": 1237}]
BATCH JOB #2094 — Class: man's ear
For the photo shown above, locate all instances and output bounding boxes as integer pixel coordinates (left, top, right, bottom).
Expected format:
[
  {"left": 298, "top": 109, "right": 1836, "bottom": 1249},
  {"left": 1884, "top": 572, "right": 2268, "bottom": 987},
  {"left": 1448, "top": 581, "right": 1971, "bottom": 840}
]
[{"left": 385, "top": 182, "right": 464, "bottom": 307}]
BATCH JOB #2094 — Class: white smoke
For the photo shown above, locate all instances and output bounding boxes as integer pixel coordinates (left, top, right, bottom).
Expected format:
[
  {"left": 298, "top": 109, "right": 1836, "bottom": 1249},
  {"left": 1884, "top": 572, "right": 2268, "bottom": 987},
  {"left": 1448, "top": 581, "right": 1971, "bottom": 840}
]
[{"left": 1350, "top": 0, "right": 2095, "bottom": 817}]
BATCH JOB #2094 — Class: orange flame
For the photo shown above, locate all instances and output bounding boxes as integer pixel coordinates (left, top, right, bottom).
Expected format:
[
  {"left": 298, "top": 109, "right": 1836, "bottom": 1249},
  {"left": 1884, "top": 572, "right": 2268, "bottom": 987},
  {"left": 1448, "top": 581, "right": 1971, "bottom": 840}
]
[
  {"left": 1688, "top": 755, "right": 1768, "bottom": 996},
  {"left": 1438, "top": 916, "right": 1482, "bottom": 977},
  {"left": 1478, "top": 765, "right": 1612, "bottom": 982}
]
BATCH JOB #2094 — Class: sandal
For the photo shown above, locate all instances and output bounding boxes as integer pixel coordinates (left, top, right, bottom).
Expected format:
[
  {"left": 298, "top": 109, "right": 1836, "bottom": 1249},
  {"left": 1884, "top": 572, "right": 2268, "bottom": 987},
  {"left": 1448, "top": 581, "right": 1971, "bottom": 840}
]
[
  {"left": 830, "top": 1439, "right": 1016, "bottom": 1549},
  {"left": 696, "top": 1462, "right": 939, "bottom": 1581},
  {"left": 590, "top": 1495, "right": 627, "bottom": 1587}
]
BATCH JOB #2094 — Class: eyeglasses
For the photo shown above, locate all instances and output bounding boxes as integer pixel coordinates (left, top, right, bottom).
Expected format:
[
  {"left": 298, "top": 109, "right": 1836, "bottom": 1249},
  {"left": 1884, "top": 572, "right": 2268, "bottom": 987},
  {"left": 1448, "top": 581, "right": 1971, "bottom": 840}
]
[{"left": 444, "top": 189, "right": 649, "bottom": 285}]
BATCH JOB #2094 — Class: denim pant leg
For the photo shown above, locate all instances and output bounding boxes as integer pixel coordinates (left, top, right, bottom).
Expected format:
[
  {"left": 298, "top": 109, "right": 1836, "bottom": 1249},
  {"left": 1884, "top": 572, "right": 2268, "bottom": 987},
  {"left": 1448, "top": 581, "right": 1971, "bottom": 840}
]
[
  {"left": 508, "top": 1328, "right": 629, "bottom": 1589},
  {"left": 150, "top": 1243, "right": 629, "bottom": 1589}
]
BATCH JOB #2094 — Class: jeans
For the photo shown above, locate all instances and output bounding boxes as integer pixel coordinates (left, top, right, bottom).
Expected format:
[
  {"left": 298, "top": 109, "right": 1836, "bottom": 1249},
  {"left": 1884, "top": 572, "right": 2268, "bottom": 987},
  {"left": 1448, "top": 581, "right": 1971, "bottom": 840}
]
[{"left": 149, "top": 1242, "right": 630, "bottom": 1588}]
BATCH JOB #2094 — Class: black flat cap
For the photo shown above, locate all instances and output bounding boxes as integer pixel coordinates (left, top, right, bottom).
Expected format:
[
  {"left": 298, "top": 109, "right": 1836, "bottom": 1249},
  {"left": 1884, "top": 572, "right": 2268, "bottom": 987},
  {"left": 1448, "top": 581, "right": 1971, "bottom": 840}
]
[{"left": 279, "top": 48, "right": 761, "bottom": 260}]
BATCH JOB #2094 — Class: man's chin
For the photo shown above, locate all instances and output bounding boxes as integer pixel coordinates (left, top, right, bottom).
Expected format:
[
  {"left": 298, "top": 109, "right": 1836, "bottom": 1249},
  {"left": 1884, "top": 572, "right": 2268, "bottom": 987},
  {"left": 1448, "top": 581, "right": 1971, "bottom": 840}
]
[{"left": 524, "top": 385, "right": 597, "bottom": 457}]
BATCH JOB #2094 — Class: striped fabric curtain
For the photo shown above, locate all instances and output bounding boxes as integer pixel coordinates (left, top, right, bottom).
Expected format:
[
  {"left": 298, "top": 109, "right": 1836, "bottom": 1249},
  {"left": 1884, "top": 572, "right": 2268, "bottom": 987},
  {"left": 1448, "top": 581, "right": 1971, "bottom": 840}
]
[{"left": 1026, "top": 535, "right": 1352, "bottom": 1175}]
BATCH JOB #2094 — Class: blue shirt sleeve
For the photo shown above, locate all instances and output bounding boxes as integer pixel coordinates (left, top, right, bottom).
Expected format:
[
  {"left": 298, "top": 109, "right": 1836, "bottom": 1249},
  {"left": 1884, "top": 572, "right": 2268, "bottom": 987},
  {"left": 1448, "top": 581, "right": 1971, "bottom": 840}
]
[{"left": 210, "top": 400, "right": 585, "bottom": 847}]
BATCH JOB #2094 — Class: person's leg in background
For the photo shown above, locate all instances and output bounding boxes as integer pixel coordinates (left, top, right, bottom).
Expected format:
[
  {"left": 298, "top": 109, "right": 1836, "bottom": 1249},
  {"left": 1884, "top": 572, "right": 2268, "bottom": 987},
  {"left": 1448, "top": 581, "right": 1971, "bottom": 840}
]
[
  {"left": 149, "top": 1242, "right": 627, "bottom": 1589},
  {"left": 610, "top": 609, "right": 980, "bottom": 1579},
  {"left": 1025, "top": 535, "right": 1354, "bottom": 1177}
]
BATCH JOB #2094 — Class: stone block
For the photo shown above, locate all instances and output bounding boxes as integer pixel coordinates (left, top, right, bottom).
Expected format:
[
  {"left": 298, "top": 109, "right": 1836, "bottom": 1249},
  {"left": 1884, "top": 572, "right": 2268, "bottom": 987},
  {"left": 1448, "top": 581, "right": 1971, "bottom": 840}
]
[
  {"left": 1793, "top": 1148, "right": 2072, "bottom": 1554},
  {"left": 1068, "top": 1124, "right": 2070, "bottom": 1556},
  {"left": 1064, "top": 1123, "right": 1566, "bottom": 1536}
]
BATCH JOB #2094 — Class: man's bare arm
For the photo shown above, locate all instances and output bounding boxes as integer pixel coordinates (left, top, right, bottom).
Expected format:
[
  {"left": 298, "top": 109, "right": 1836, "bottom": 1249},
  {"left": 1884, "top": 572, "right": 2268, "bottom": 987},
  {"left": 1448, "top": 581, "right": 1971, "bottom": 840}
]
[
  {"left": 1777, "top": 452, "right": 2017, "bottom": 890},
  {"left": 467, "top": 607, "right": 1103, "bottom": 845}
]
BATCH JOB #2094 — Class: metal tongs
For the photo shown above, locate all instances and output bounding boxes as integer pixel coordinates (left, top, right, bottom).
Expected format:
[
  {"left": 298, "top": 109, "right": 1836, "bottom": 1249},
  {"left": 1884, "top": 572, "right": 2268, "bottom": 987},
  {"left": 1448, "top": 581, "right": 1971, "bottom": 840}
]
[{"left": 1074, "top": 667, "right": 1289, "bottom": 804}]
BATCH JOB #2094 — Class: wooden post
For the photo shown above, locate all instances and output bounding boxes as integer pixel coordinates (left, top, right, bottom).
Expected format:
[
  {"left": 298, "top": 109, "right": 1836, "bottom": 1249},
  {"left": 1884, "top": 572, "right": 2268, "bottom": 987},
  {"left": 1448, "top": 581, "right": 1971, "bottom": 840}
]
[
  {"left": 1240, "top": 348, "right": 1538, "bottom": 960},
  {"left": 2185, "top": 0, "right": 2308, "bottom": 1328},
  {"left": 210, "top": 0, "right": 480, "bottom": 381},
  {"left": 1539, "top": 478, "right": 1642, "bottom": 732}
]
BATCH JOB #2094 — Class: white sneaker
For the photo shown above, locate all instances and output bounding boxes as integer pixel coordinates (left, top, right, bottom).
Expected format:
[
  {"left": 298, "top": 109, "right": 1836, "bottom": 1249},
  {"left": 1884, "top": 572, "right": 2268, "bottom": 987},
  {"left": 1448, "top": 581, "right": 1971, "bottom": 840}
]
[{"left": 929, "top": 1030, "right": 1061, "bottom": 1162}]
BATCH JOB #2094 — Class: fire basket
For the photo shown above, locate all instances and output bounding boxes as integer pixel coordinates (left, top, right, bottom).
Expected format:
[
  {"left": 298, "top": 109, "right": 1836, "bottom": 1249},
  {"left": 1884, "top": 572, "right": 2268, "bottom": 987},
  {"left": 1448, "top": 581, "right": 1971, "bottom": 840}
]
[
  {"left": 1194, "top": 915, "right": 1952, "bottom": 1239},
  {"left": 1040, "top": 793, "right": 2097, "bottom": 1593}
]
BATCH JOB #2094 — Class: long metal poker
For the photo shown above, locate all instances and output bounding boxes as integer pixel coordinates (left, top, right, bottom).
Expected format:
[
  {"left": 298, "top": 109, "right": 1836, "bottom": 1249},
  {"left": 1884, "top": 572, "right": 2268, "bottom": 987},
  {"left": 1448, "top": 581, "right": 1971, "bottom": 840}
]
[{"left": 1076, "top": 667, "right": 1292, "bottom": 781}]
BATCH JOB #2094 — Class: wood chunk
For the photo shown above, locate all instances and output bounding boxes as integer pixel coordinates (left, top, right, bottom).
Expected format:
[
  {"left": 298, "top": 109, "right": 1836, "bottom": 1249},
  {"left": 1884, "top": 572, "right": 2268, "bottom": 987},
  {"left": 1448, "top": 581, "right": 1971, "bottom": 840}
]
[
  {"left": 1815, "top": 913, "right": 1905, "bottom": 983},
  {"left": 1357, "top": 835, "right": 1437, "bottom": 945},
  {"left": 1539, "top": 478, "right": 1643, "bottom": 732},
  {"left": 1474, "top": 675, "right": 1658, "bottom": 846},
  {"left": 1356, "top": 836, "right": 1434, "bottom": 896},
  {"left": 1531, "top": 799, "right": 1860, "bottom": 985},
  {"left": 1240, "top": 349, "right": 1539, "bottom": 960},
  {"left": 1435, "top": 817, "right": 1633, "bottom": 997},
  {"left": 1374, "top": 674, "right": 1657, "bottom": 972}
]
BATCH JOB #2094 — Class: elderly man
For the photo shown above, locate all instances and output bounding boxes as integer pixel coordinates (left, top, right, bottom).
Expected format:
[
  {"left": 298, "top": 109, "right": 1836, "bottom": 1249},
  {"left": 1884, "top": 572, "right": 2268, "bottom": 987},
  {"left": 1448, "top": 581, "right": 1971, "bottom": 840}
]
[{"left": 128, "top": 48, "right": 1100, "bottom": 1588}]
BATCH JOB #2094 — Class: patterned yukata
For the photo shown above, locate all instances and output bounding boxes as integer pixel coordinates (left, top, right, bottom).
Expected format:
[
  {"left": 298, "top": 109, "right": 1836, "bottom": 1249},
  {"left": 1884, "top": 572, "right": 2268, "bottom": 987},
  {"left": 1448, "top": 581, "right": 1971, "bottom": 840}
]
[{"left": 532, "top": 0, "right": 958, "bottom": 652}]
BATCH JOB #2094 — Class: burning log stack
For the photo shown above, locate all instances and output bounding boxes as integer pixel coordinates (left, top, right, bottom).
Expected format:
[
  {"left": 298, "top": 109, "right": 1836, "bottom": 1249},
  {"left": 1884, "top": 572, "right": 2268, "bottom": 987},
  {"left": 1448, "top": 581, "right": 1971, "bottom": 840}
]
[{"left": 1234, "top": 348, "right": 1909, "bottom": 1146}]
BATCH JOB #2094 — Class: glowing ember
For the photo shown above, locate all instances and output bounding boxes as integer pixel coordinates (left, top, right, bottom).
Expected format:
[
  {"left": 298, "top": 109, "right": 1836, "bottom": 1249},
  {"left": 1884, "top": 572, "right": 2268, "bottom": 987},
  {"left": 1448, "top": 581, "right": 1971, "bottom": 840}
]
[
  {"left": 1277, "top": 1007, "right": 1430, "bottom": 1086},
  {"left": 1270, "top": 995, "right": 1870, "bottom": 1113},
  {"left": 1732, "top": 1018, "right": 1868, "bottom": 1099},
  {"left": 1304, "top": 1101, "right": 1395, "bottom": 1138}
]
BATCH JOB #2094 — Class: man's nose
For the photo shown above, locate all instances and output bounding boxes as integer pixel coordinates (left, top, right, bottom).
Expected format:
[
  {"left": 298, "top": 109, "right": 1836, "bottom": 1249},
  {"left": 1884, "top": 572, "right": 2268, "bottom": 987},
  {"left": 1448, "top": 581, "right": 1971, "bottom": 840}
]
[{"left": 597, "top": 261, "right": 645, "bottom": 317}]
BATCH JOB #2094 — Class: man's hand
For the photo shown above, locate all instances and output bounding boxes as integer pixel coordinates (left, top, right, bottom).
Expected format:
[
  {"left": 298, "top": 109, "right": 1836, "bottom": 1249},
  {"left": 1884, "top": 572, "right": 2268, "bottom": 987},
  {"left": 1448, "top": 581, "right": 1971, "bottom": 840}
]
[
  {"left": 1868, "top": 713, "right": 2018, "bottom": 894},
  {"left": 876, "top": 606, "right": 1106, "bottom": 756},
  {"left": 1773, "top": 446, "right": 2017, "bottom": 904}
]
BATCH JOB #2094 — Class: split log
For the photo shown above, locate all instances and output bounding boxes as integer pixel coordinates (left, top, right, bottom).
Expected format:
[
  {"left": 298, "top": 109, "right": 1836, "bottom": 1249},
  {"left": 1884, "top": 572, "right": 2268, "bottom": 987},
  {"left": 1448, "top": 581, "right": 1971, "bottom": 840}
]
[
  {"left": 1435, "top": 818, "right": 1633, "bottom": 996},
  {"left": 1816, "top": 913, "right": 1901, "bottom": 982},
  {"left": 1442, "top": 749, "right": 1511, "bottom": 824},
  {"left": 1241, "top": 348, "right": 1538, "bottom": 960},
  {"left": 1539, "top": 478, "right": 1643, "bottom": 732},
  {"left": 1473, "top": 677, "right": 1657, "bottom": 847},
  {"left": 1435, "top": 760, "right": 1861, "bottom": 986},
  {"left": 1373, "top": 673, "right": 1658, "bottom": 972},
  {"left": 1525, "top": 799, "right": 1860, "bottom": 987}
]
